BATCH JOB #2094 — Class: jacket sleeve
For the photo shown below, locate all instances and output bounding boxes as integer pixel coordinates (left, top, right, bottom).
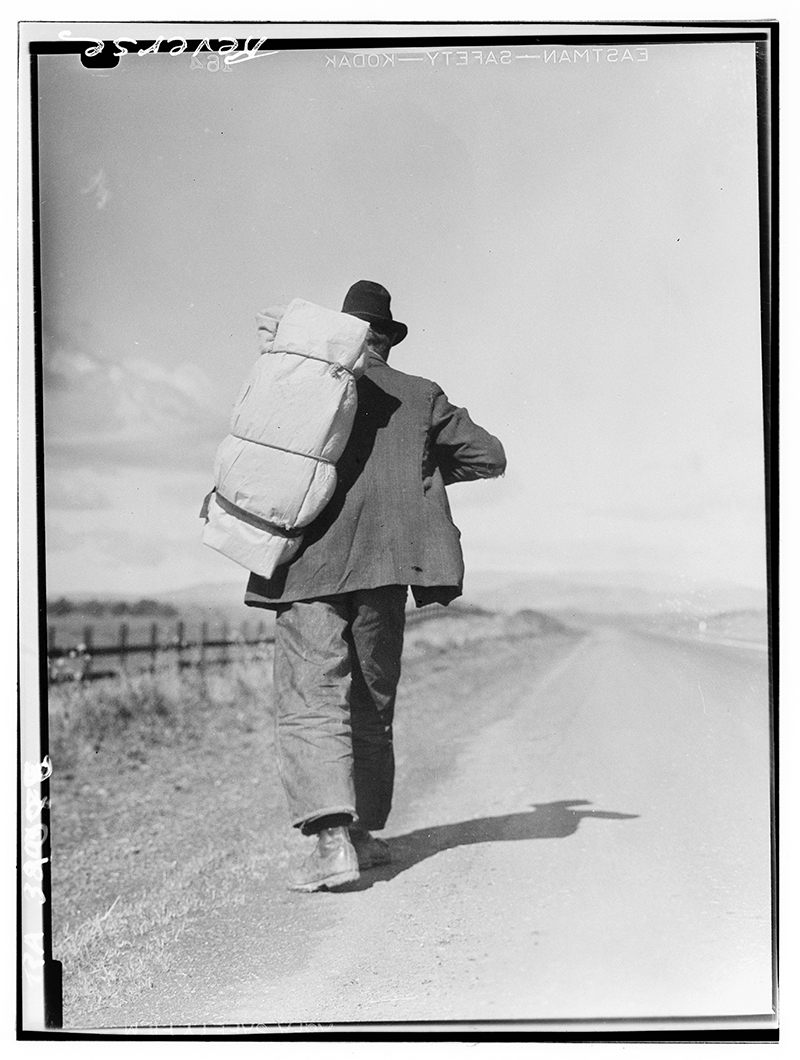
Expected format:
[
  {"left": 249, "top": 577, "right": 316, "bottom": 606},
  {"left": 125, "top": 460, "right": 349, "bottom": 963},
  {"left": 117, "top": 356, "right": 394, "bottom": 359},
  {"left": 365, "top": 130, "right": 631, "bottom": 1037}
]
[{"left": 429, "top": 384, "right": 507, "bottom": 485}]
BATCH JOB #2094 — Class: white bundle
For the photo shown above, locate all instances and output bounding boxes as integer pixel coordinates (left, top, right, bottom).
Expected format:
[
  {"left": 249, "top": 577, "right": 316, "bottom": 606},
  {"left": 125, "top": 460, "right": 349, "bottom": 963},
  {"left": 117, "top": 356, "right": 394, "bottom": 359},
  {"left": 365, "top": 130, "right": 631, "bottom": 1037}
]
[{"left": 202, "top": 298, "right": 369, "bottom": 576}]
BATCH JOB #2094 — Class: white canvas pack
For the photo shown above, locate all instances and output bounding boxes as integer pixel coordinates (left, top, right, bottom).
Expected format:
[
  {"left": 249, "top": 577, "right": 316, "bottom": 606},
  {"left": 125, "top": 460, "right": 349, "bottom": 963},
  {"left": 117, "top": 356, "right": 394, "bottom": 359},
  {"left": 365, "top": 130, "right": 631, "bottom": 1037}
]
[{"left": 202, "top": 298, "right": 369, "bottom": 577}]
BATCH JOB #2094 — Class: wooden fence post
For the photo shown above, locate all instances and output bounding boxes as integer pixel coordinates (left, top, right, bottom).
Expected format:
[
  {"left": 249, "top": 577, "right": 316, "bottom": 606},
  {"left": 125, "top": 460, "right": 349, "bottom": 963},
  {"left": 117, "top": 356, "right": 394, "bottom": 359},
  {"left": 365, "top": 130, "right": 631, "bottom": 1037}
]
[
  {"left": 82, "top": 625, "right": 93, "bottom": 680},
  {"left": 176, "top": 620, "right": 185, "bottom": 670},
  {"left": 119, "top": 622, "right": 129, "bottom": 672},
  {"left": 47, "top": 626, "right": 56, "bottom": 683},
  {"left": 200, "top": 621, "right": 208, "bottom": 669},
  {"left": 150, "top": 621, "right": 159, "bottom": 673}
]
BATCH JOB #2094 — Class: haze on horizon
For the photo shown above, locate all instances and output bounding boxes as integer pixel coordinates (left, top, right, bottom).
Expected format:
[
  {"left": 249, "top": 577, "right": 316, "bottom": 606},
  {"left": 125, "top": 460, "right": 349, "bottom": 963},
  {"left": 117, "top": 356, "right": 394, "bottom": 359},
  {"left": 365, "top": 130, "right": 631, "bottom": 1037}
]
[{"left": 35, "top": 32, "right": 767, "bottom": 598}]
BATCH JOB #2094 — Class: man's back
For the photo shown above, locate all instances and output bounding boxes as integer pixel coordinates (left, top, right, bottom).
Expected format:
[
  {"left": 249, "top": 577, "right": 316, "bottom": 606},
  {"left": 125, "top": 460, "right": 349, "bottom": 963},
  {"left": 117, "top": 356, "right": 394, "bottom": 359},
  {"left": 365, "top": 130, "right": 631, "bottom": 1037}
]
[
  {"left": 245, "top": 350, "right": 505, "bottom": 608},
  {"left": 261, "top": 280, "right": 506, "bottom": 890}
]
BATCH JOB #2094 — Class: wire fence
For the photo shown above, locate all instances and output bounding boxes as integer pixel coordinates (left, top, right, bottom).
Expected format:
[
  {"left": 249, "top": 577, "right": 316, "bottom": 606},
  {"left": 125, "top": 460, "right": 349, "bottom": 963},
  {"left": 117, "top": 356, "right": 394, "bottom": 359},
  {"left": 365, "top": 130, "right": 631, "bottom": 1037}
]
[{"left": 47, "top": 620, "right": 276, "bottom": 684}]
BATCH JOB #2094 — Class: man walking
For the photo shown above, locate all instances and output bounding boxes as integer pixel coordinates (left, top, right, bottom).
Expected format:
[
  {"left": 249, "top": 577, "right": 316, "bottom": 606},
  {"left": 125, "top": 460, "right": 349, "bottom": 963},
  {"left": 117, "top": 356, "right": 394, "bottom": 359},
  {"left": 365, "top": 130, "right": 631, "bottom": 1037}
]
[{"left": 245, "top": 280, "right": 507, "bottom": 891}]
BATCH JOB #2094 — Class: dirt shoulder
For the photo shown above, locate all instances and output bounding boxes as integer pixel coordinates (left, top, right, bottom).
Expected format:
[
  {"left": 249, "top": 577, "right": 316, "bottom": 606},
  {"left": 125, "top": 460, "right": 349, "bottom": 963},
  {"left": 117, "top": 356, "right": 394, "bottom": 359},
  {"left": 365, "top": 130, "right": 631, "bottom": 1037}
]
[{"left": 50, "top": 620, "right": 582, "bottom": 1028}]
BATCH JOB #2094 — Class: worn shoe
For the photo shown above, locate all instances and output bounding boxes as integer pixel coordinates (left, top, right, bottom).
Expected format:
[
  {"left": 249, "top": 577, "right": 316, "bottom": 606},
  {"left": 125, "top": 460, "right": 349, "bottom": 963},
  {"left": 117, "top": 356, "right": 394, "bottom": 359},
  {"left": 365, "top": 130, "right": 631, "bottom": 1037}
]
[
  {"left": 289, "top": 826, "right": 360, "bottom": 892},
  {"left": 349, "top": 827, "right": 392, "bottom": 869}
]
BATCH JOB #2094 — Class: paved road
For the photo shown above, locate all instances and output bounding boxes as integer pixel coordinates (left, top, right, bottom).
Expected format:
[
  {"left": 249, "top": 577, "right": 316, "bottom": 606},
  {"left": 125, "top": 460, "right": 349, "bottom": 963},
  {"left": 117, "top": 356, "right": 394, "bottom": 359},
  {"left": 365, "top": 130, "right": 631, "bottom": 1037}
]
[{"left": 165, "top": 624, "right": 774, "bottom": 1026}]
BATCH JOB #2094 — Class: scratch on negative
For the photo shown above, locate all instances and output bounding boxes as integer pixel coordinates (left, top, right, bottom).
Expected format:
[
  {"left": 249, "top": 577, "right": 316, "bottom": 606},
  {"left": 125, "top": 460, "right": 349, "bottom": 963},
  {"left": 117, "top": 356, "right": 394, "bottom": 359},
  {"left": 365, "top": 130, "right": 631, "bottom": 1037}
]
[{"left": 698, "top": 683, "right": 708, "bottom": 715}]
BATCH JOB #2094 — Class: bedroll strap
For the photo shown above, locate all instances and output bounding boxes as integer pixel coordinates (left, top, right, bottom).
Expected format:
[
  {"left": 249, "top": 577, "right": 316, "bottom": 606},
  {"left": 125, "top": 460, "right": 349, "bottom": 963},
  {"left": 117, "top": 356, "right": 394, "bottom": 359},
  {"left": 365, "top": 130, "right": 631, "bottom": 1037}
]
[
  {"left": 212, "top": 490, "right": 306, "bottom": 539},
  {"left": 199, "top": 490, "right": 213, "bottom": 520}
]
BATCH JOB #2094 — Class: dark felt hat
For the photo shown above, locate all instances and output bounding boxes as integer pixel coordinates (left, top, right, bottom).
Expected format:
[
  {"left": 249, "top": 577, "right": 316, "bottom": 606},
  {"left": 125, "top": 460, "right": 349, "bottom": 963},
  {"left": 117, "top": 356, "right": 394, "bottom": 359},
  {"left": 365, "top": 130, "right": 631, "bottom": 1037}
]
[{"left": 341, "top": 280, "right": 408, "bottom": 345}]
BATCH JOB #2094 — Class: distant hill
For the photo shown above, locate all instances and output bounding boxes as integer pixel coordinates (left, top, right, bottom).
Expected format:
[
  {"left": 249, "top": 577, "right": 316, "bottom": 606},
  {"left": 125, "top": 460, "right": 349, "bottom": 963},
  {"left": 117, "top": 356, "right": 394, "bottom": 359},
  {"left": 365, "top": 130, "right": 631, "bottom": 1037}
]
[
  {"left": 129, "top": 579, "right": 269, "bottom": 629},
  {"left": 459, "top": 571, "right": 767, "bottom": 617},
  {"left": 502, "top": 609, "right": 572, "bottom": 637},
  {"left": 636, "top": 607, "right": 769, "bottom": 645},
  {"left": 405, "top": 601, "right": 493, "bottom": 626},
  {"left": 151, "top": 580, "right": 251, "bottom": 609},
  {"left": 54, "top": 571, "right": 767, "bottom": 622},
  {"left": 47, "top": 596, "right": 180, "bottom": 618}
]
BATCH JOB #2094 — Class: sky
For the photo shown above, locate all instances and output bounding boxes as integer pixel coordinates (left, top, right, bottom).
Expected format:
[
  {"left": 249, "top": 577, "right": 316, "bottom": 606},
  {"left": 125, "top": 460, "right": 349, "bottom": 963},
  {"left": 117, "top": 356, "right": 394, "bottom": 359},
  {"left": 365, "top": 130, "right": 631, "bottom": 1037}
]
[{"left": 31, "top": 27, "right": 767, "bottom": 596}]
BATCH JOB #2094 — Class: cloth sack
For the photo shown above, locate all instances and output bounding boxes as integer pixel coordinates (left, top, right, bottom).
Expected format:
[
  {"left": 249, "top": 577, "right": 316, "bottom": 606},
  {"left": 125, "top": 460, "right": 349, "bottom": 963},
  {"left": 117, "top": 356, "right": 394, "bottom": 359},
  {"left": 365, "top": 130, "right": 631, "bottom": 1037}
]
[{"left": 202, "top": 298, "right": 369, "bottom": 576}]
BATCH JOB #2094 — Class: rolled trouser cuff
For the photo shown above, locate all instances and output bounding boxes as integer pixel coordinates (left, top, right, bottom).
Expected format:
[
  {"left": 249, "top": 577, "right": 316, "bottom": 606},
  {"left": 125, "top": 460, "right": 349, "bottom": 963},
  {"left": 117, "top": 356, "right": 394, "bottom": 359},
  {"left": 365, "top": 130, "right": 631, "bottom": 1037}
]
[{"left": 294, "top": 805, "right": 358, "bottom": 835}]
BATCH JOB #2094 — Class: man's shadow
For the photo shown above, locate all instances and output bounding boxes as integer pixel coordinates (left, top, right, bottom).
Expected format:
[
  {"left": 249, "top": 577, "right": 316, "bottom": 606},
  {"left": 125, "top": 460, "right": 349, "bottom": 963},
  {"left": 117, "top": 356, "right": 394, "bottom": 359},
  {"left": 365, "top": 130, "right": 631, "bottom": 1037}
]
[{"left": 337, "top": 800, "right": 639, "bottom": 892}]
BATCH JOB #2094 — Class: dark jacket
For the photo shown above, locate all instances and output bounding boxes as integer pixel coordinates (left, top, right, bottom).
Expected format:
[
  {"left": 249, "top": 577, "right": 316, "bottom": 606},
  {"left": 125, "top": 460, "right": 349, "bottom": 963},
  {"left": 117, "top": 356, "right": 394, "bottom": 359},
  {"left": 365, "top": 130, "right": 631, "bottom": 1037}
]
[{"left": 244, "top": 350, "right": 506, "bottom": 609}]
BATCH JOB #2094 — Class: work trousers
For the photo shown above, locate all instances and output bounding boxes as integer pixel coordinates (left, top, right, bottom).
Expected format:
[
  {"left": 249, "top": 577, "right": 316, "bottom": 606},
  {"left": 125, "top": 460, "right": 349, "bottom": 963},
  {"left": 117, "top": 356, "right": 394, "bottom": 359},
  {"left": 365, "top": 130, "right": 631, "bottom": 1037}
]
[{"left": 273, "top": 585, "right": 408, "bottom": 834}]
